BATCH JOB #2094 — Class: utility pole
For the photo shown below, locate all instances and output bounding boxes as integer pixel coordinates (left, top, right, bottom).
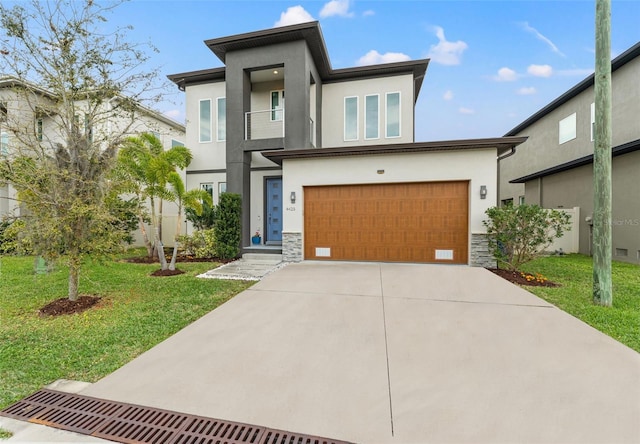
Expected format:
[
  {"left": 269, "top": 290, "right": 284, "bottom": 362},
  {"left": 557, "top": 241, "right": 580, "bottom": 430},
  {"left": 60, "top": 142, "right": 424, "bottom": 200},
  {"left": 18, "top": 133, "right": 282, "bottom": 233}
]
[{"left": 593, "top": 0, "right": 612, "bottom": 306}]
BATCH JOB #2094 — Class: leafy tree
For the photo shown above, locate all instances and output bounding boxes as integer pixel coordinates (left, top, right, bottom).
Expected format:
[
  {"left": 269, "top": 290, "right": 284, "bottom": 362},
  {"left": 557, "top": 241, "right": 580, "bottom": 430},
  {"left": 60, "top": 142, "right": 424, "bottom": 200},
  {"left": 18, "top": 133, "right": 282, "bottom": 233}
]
[
  {"left": 166, "top": 171, "right": 211, "bottom": 270},
  {"left": 117, "top": 133, "right": 192, "bottom": 269},
  {"left": 186, "top": 199, "right": 217, "bottom": 231},
  {"left": 215, "top": 193, "right": 241, "bottom": 260},
  {"left": 483, "top": 204, "right": 572, "bottom": 271},
  {"left": 0, "top": 0, "right": 165, "bottom": 300}
]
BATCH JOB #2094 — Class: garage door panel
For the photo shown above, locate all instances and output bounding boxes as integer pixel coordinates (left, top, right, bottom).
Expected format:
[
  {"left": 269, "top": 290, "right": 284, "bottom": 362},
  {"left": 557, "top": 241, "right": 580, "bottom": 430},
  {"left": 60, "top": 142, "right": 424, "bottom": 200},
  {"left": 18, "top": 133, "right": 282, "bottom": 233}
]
[{"left": 304, "top": 181, "right": 468, "bottom": 264}]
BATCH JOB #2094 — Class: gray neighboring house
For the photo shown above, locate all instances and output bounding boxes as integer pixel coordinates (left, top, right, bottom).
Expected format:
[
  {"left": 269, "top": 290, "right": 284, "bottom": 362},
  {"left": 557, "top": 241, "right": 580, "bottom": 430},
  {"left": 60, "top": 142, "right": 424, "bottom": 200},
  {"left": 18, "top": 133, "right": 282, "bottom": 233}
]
[{"left": 499, "top": 42, "right": 640, "bottom": 264}]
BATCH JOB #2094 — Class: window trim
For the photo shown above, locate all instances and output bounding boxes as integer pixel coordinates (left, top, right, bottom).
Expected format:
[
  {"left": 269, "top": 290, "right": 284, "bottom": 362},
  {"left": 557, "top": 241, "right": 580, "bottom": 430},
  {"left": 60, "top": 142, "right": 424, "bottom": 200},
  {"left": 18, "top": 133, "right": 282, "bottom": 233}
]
[
  {"left": 199, "top": 99, "right": 212, "bottom": 143},
  {"left": 216, "top": 97, "right": 226, "bottom": 141},
  {"left": 590, "top": 102, "right": 595, "bottom": 142},
  {"left": 270, "top": 90, "right": 284, "bottom": 122},
  {"left": 385, "top": 91, "right": 401, "bottom": 138},
  {"left": 344, "top": 96, "right": 359, "bottom": 141},
  {"left": 364, "top": 94, "right": 380, "bottom": 140}
]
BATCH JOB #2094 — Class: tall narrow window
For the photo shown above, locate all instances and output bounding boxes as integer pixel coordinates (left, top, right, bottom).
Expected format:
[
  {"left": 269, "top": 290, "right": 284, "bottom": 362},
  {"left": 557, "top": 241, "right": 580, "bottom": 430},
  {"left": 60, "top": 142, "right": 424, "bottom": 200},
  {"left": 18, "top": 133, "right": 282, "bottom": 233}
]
[
  {"left": 171, "top": 139, "right": 184, "bottom": 148},
  {"left": 199, "top": 99, "right": 212, "bottom": 142},
  {"left": 0, "top": 132, "right": 8, "bottom": 156},
  {"left": 559, "top": 112, "right": 576, "bottom": 144},
  {"left": 271, "top": 90, "right": 284, "bottom": 121},
  {"left": 217, "top": 97, "right": 226, "bottom": 141},
  {"left": 365, "top": 94, "right": 379, "bottom": 140},
  {"left": 386, "top": 92, "right": 401, "bottom": 138},
  {"left": 200, "top": 183, "right": 214, "bottom": 199},
  {"left": 36, "top": 118, "right": 43, "bottom": 141},
  {"left": 344, "top": 96, "right": 358, "bottom": 141}
]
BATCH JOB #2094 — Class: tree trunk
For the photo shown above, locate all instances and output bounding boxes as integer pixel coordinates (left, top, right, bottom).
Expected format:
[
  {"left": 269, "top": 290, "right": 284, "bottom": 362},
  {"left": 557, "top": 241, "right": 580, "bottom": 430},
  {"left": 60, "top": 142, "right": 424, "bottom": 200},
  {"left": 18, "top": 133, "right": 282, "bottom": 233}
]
[
  {"left": 169, "top": 243, "right": 178, "bottom": 271},
  {"left": 138, "top": 214, "right": 153, "bottom": 257},
  {"left": 68, "top": 256, "right": 80, "bottom": 301}
]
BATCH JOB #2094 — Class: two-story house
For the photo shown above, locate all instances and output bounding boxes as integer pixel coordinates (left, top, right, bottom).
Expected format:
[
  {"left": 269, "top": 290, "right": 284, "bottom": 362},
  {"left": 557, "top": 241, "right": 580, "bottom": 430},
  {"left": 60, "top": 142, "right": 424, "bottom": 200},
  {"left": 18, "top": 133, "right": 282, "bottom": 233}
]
[
  {"left": 169, "top": 21, "right": 526, "bottom": 266},
  {"left": 0, "top": 77, "right": 186, "bottom": 244},
  {"left": 499, "top": 42, "right": 640, "bottom": 263}
]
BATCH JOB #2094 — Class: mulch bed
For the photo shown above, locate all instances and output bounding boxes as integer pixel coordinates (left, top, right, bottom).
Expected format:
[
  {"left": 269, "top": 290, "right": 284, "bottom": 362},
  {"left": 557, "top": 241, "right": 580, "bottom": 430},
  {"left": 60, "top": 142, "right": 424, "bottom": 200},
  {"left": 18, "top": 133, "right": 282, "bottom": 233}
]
[
  {"left": 39, "top": 296, "right": 102, "bottom": 317},
  {"left": 150, "top": 268, "right": 186, "bottom": 277},
  {"left": 488, "top": 268, "right": 560, "bottom": 287}
]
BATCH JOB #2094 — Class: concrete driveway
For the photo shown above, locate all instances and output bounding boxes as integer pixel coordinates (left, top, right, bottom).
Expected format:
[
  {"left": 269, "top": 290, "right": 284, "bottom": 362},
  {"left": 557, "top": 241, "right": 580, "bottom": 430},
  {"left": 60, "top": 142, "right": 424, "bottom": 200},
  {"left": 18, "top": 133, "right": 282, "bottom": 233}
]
[{"left": 78, "top": 261, "right": 640, "bottom": 443}]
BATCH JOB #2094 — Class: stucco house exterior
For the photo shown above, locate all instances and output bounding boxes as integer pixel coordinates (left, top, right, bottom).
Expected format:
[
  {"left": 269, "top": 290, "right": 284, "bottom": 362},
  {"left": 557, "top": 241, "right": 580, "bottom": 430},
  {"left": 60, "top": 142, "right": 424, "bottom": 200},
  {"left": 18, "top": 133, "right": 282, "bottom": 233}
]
[
  {"left": 0, "top": 77, "right": 186, "bottom": 243},
  {"left": 499, "top": 42, "right": 640, "bottom": 263},
  {"left": 169, "top": 21, "right": 526, "bottom": 266}
]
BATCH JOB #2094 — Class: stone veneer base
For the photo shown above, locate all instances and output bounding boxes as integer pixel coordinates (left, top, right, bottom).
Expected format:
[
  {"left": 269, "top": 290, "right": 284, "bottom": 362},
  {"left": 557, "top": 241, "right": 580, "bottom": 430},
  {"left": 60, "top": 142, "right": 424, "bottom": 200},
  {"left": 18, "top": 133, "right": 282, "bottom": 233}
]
[{"left": 282, "top": 232, "right": 303, "bottom": 262}]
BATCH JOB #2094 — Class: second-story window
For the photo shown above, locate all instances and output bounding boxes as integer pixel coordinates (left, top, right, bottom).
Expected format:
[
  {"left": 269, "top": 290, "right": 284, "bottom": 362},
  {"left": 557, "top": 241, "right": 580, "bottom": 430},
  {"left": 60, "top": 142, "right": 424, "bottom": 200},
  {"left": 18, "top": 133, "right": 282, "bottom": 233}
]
[
  {"left": 217, "top": 97, "right": 226, "bottom": 141},
  {"left": 365, "top": 94, "right": 379, "bottom": 140},
  {"left": 344, "top": 96, "right": 358, "bottom": 141},
  {"left": 36, "top": 118, "right": 43, "bottom": 142},
  {"left": 271, "top": 90, "right": 284, "bottom": 121},
  {"left": 386, "top": 92, "right": 401, "bottom": 138},
  {"left": 559, "top": 112, "right": 576, "bottom": 144},
  {"left": 199, "top": 99, "right": 212, "bottom": 143}
]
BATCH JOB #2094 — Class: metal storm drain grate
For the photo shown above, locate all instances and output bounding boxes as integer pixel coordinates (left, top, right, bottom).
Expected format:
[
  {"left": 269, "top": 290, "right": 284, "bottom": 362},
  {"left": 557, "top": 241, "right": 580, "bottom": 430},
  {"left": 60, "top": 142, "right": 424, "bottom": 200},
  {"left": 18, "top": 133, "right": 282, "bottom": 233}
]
[{"left": 1, "top": 389, "right": 353, "bottom": 444}]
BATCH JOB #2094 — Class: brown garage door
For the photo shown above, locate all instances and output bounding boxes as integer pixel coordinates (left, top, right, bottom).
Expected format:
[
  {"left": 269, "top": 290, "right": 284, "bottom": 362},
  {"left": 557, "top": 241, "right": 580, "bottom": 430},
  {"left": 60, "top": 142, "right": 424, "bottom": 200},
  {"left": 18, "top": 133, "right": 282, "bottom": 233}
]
[{"left": 304, "top": 181, "right": 469, "bottom": 264}]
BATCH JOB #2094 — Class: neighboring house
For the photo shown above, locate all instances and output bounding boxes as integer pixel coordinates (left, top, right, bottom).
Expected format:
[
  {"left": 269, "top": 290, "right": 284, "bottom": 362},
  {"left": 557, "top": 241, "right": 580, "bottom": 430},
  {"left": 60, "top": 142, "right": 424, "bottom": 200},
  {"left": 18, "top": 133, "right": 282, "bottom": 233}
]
[
  {"left": 499, "top": 42, "right": 640, "bottom": 263},
  {"left": 0, "top": 77, "right": 186, "bottom": 244},
  {"left": 168, "top": 21, "right": 526, "bottom": 265}
]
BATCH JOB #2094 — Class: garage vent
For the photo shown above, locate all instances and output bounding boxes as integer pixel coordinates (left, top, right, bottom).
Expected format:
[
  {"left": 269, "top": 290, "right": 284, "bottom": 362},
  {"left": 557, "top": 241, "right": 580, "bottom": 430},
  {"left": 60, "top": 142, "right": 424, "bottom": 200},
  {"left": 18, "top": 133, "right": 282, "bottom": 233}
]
[
  {"left": 315, "top": 247, "right": 331, "bottom": 257},
  {"left": 1, "top": 389, "right": 353, "bottom": 444},
  {"left": 435, "top": 249, "right": 454, "bottom": 260}
]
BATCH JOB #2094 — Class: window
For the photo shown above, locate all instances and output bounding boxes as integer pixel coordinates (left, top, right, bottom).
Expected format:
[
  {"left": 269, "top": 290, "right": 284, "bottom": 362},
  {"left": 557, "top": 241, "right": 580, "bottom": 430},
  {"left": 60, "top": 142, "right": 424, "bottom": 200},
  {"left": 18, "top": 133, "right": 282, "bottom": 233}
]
[
  {"left": 218, "top": 182, "right": 227, "bottom": 195},
  {"left": 501, "top": 198, "right": 514, "bottom": 207},
  {"left": 559, "top": 112, "right": 576, "bottom": 144},
  {"left": 217, "top": 97, "right": 226, "bottom": 141},
  {"left": 36, "top": 118, "right": 43, "bottom": 141},
  {"left": 386, "top": 92, "right": 401, "bottom": 138},
  {"left": 171, "top": 139, "right": 184, "bottom": 148},
  {"left": 199, "top": 99, "right": 212, "bottom": 142},
  {"left": 200, "top": 183, "right": 214, "bottom": 199},
  {"left": 344, "top": 96, "right": 358, "bottom": 141},
  {"left": 518, "top": 196, "right": 525, "bottom": 205},
  {"left": 365, "top": 94, "right": 379, "bottom": 140},
  {"left": 1, "top": 132, "right": 8, "bottom": 156},
  {"left": 271, "top": 90, "right": 284, "bottom": 121},
  {"left": 590, "top": 102, "right": 595, "bottom": 142}
]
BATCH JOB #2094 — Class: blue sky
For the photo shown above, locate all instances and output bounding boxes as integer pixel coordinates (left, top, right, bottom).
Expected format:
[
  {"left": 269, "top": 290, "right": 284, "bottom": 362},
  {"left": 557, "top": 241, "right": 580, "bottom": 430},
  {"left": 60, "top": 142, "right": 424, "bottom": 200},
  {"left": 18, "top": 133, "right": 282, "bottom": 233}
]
[{"left": 113, "top": 0, "right": 639, "bottom": 141}]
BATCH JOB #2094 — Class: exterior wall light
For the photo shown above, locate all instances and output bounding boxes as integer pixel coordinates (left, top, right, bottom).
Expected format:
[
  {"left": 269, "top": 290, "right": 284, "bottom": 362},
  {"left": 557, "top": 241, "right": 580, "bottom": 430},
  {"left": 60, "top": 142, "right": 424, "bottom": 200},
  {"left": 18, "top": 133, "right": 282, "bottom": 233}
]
[
  {"left": 290, "top": 191, "right": 296, "bottom": 204},
  {"left": 480, "top": 185, "right": 487, "bottom": 199}
]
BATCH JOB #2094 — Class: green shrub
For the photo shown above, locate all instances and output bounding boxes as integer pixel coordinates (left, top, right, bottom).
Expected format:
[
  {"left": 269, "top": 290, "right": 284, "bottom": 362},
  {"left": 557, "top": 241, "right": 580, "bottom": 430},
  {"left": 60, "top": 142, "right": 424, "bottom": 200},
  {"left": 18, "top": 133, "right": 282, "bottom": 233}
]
[
  {"left": 0, "top": 218, "right": 31, "bottom": 255},
  {"left": 214, "top": 193, "right": 241, "bottom": 260},
  {"left": 483, "top": 203, "right": 571, "bottom": 271},
  {"left": 177, "top": 229, "right": 217, "bottom": 259},
  {"left": 186, "top": 200, "right": 217, "bottom": 230}
]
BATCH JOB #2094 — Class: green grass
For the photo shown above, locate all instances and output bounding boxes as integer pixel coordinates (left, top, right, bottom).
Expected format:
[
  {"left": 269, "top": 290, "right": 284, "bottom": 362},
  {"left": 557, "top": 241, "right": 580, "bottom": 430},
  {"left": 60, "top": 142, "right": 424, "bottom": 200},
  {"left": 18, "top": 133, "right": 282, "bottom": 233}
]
[
  {"left": 0, "top": 428, "right": 11, "bottom": 439},
  {"left": 0, "top": 252, "right": 253, "bottom": 410},
  {"left": 521, "top": 254, "right": 640, "bottom": 353}
]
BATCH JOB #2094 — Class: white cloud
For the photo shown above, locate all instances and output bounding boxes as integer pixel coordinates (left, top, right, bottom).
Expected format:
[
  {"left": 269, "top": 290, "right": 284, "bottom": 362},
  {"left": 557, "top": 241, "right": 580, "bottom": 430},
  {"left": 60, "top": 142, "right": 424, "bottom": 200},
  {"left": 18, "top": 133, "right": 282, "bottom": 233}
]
[
  {"left": 519, "top": 22, "right": 565, "bottom": 57},
  {"left": 494, "top": 67, "right": 518, "bottom": 82},
  {"left": 320, "top": 0, "right": 354, "bottom": 18},
  {"left": 517, "top": 87, "right": 537, "bottom": 95},
  {"left": 427, "top": 26, "right": 468, "bottom": 66},
  {"left": 274, "top": 6, "right": 315, "bottom": 27},
  {"left": 164, "top": 109, "right": 182, "bottom": 119},
  {"left": 357, "top": 49, "right": 411, "bottom": 66},
  {"left": 443, "top": 90, "right": 454, "bottom": 101},
  {"left": 459, "top": 107, "right": 475, "bottom": 115},
  {"left": 362, "top": 10, "right": 375, "bottom": 17},
  {"left": 528, "top": 64, "right": 553, "bottom": 77}
]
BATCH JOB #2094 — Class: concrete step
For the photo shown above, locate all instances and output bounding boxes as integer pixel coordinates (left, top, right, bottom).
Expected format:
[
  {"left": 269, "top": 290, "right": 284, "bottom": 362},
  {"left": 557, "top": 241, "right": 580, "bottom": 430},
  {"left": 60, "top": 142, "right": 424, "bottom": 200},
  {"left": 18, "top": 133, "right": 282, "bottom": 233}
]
[{"left": 241, "top": 253, "right": 283, "bottom": 263}]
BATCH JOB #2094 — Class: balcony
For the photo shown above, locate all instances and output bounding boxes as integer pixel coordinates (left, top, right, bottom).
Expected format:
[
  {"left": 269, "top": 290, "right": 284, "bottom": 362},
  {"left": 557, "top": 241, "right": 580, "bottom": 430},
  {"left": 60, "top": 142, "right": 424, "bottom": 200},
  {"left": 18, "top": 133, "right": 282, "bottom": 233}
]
[{"left": 245, "top": 109, "right": 284, "bottom": 141}]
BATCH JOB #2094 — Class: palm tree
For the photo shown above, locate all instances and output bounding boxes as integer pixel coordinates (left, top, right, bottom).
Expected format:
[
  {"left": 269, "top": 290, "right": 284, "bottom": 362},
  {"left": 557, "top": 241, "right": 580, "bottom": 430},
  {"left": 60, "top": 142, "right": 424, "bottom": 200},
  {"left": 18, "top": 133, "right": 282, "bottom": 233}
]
[
  {"left": 118, "top": 133, "right": 192, "bottom": 268},
  {"left": 166, "top": 171, "right": 212, "bottom": 270}
]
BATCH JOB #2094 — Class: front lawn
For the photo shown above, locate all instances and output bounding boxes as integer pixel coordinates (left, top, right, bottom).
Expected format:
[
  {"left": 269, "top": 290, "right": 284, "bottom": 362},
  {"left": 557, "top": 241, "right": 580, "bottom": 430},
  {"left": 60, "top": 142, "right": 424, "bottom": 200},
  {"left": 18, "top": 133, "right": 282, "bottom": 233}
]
[
  {"left": 521, "top": 254, "right": 640, "bottom": 353},
  {"left": 0, "top": 253, "right": 253, "bottom": 409}
]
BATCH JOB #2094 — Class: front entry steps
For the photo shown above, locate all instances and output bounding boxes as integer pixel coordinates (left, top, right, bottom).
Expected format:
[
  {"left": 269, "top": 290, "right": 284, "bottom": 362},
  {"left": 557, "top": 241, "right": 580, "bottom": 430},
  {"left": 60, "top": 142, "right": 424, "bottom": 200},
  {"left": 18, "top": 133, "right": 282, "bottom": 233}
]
[
  {"left": 1, "top": 389, "right": 353, "bottom": 444},
  {"left": 197, "top": 253, "right": 285, "bottom": 281}
]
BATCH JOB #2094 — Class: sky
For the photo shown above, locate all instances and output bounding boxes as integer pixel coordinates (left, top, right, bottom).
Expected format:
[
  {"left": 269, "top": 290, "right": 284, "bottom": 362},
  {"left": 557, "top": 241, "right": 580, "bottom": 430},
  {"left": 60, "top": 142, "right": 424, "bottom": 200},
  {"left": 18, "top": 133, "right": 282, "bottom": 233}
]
[{"left": 109, "top": 0, "right": 639, "bottom": 142}]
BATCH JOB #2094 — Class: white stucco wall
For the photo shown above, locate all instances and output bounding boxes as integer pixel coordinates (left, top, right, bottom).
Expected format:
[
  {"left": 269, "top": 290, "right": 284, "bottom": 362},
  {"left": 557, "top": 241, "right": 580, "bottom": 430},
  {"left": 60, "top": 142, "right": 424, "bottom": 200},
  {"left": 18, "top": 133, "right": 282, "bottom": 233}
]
[
  {"left": 281, "top": 148, "right": 497, "bottom": 239},
  {"left": 321, "top": 74, "right": 415, "bottom": 147}
]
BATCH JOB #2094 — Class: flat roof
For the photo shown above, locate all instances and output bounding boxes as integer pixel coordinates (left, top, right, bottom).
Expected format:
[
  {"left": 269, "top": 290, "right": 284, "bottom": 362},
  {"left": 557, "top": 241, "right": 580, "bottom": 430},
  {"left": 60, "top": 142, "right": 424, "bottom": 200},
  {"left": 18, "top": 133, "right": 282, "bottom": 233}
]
[
  {"left": 169, "top": 21, "right": 429, "bottom": 101},
  {"left": 261, "top": 137, "right": 528, "bottom": 165}
]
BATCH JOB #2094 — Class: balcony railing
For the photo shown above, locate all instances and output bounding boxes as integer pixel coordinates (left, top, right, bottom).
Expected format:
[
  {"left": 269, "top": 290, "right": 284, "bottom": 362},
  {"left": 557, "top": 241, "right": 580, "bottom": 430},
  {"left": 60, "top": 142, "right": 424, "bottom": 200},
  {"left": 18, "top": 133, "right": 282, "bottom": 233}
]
[{"left": 245, "top": 109, "right": 284, "bottom": 141}]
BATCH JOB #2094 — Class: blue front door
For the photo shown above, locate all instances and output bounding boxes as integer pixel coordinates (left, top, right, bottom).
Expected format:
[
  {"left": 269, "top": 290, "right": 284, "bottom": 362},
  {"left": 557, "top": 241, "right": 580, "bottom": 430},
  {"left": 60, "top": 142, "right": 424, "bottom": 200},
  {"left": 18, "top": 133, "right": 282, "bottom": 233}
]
[{"left": 265, "top": 177, "right": 283, "bottom": 244}]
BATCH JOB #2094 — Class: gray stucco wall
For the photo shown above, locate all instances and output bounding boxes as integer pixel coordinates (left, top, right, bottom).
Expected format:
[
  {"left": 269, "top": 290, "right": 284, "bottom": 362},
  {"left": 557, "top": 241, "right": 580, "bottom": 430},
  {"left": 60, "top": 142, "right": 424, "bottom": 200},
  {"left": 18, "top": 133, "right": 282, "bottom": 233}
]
[{"left": 524, "top": 150, "right": 640, "bottom": 263}]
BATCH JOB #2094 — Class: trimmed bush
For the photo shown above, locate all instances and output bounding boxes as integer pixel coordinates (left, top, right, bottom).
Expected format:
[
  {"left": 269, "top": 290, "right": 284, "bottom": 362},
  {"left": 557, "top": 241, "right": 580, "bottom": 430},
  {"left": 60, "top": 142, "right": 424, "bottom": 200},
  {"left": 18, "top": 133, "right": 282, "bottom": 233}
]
[{"left": 214, "top": 193, "right": 241, "bottom": 260}]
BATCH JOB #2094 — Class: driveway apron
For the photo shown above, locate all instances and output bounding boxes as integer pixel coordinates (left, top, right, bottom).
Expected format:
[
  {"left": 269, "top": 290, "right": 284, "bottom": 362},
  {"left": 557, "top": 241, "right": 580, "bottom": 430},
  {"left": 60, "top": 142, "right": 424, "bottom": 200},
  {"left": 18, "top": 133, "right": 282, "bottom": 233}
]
[{"left": 79, "top": 262, "right": 640, "bottom": 443}]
